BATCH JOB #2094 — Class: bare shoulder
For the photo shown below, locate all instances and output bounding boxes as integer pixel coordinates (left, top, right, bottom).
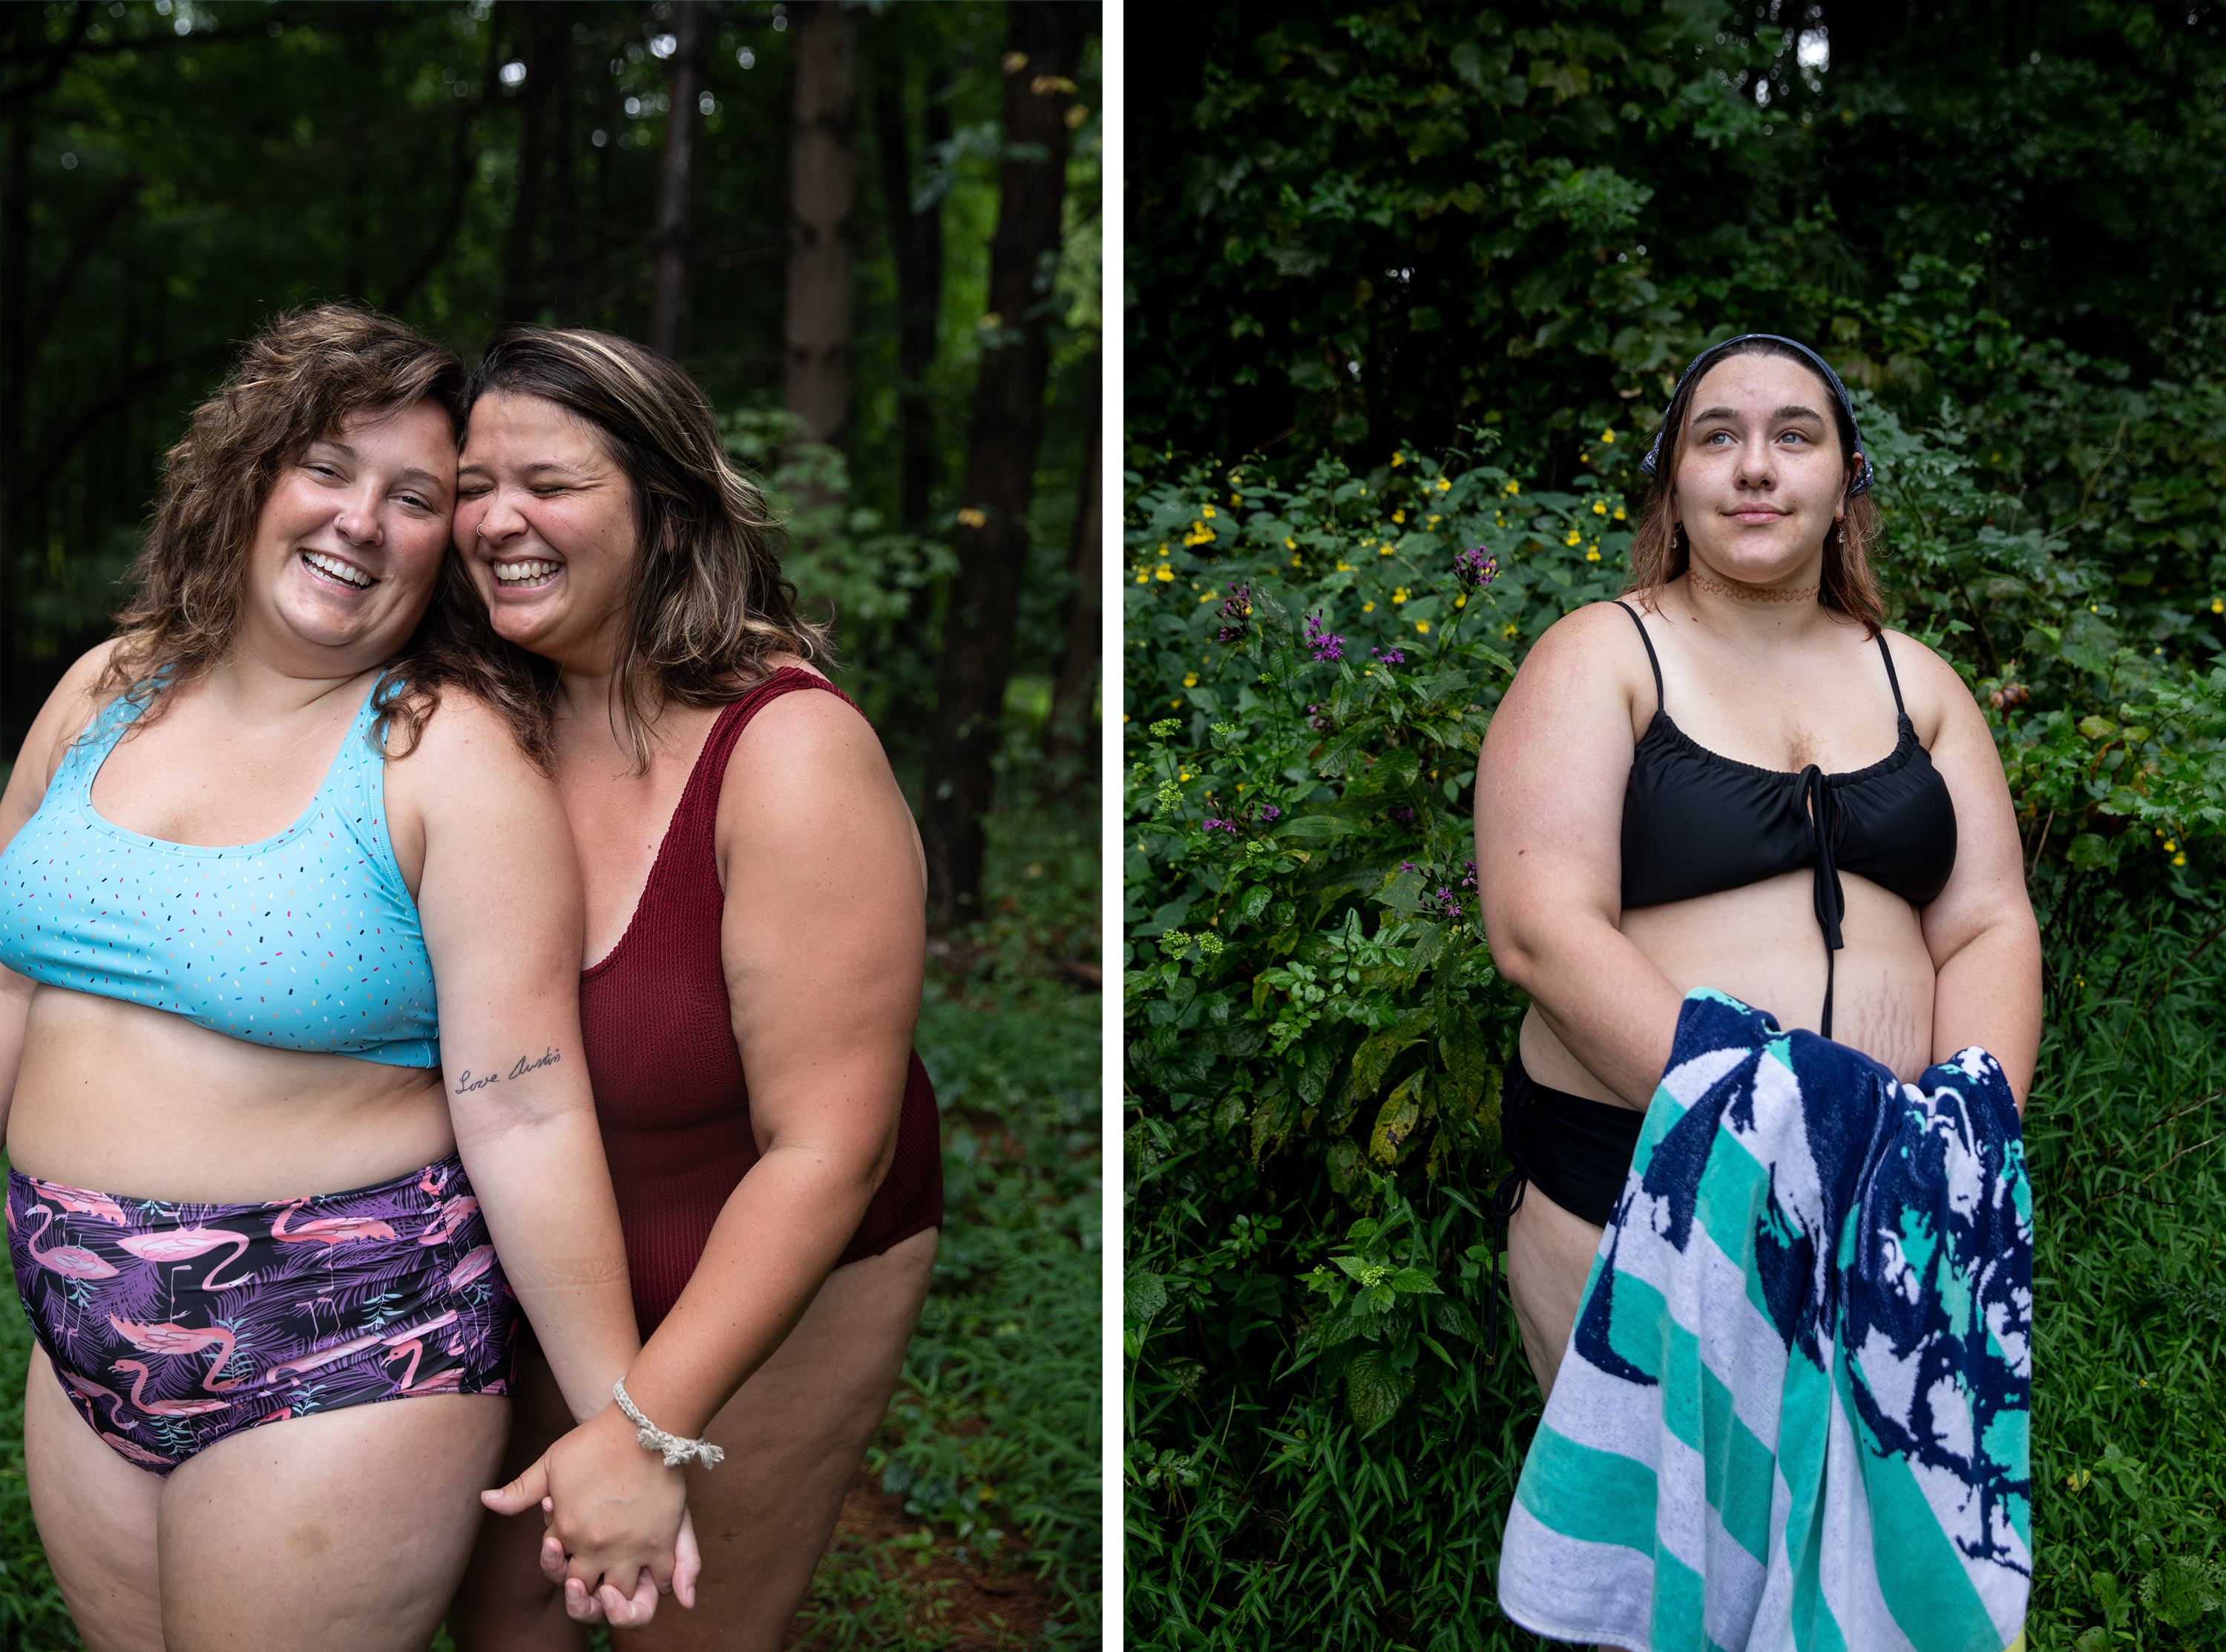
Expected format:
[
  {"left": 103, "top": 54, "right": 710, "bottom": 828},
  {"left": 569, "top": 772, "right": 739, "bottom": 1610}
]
[
  {"left": 1876, "top": 628, "right": 1983, "bottom": 744},
  {"left": 723, "top": 680, "right": 888, "bottom": 803},
  {"left": 388, "top": 685, "right": 546, "bottom": 786},
  {"left": 1494, "top": 599, "right": 1655, "bottom": 728},
  {"left": 24, "top": 640, "right": 131, "bottom": 777}
]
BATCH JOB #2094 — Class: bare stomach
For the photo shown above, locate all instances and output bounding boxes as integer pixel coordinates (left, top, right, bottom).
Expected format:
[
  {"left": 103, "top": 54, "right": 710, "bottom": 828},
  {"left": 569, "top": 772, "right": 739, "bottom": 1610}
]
[
  {"left": 7, "top": 987, "right": 454, "bottom": 1202},
  {"left": 1520, "top": 868, "right": 1937, "bottom": 1110}
]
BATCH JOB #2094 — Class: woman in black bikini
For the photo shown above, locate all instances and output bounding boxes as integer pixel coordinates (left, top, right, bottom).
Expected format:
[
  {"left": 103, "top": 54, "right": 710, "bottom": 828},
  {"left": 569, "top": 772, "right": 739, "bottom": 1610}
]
[{"left": 1474, "top": 335, "right": 2041, "bottom": 1404}]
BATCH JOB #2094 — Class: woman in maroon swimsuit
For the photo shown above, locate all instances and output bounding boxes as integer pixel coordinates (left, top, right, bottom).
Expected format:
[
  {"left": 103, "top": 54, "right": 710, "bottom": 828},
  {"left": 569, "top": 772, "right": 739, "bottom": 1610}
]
[{"left": 444, "top": 329, "right": 942, "bottom": 1648}]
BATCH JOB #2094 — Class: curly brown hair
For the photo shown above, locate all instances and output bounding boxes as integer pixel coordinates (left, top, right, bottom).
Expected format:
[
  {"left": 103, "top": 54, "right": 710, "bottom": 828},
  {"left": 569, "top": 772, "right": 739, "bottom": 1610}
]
[
  {"left": 96, "top": 303, "right": 549, "bottom": 766},
  {"left": 1623, "top": 335, "right": 1884, "bottom": 636},
  {"left": 460, "top": 326, "right": 829, "bottom": 771}
]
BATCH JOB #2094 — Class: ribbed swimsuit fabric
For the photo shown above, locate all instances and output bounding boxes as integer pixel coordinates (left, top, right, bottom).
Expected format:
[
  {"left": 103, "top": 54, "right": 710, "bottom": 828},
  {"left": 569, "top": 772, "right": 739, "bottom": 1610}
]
[
  {"left": 579, "top": 668, "right": 943, "bottom": 1337},
  {"left": 0, "top": 674, "right": 439, "bottom": 1067}
]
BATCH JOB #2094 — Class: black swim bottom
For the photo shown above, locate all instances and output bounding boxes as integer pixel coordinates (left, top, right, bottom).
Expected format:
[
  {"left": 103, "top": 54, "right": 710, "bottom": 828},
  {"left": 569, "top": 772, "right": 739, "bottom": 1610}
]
[{"left": 1498, "top": 1047, "right": 1646, "bottom": 1229}]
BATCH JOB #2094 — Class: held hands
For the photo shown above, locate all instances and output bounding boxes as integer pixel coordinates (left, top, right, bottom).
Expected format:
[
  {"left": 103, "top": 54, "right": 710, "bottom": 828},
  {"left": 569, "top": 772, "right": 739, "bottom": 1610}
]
[{"left": 482, "top": 1402, "right": 703, "bottom": 1626}]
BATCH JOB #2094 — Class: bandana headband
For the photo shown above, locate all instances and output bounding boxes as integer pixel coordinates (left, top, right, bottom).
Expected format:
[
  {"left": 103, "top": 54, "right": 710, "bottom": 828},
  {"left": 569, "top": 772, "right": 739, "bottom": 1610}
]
[{"left": 1637, "top": 333, "right": 1874, "bottom": 498}]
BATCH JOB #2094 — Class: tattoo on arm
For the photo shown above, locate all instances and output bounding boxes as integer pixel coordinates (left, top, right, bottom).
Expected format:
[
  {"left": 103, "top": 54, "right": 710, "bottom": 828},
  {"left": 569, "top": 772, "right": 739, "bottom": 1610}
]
[{"left": 453, "top": 1046, "right": 564, "bottom": 1095}]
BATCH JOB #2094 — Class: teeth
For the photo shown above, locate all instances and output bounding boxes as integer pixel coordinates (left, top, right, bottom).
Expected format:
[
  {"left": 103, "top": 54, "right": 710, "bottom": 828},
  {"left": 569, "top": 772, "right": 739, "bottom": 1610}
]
[
  {"left": 304, "top": 550, "right": 372, "bottom": 588},
  {"left": 493, "top": 560, "right": 561, "bottom": 585}
]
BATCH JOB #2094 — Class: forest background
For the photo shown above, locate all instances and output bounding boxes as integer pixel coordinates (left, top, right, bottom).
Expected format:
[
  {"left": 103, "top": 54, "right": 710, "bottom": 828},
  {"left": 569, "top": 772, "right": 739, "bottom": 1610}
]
[
  {"left": 1126, "top": 4, "right": 2226, "bottom": 1650},
  {"left": 1, "top": 2, "right": 1103, "bottom": 1648}
]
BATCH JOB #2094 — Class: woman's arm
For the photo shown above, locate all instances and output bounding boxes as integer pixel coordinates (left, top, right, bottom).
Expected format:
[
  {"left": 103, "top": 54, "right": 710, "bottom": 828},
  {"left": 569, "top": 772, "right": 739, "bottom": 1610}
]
[
  {"left": 0, "top": 644, "right": 122, "bottom": 1140},
  {"left": 394, "top": 694, "right": 686, "bottom": 1616},
  {"left": 483, "top": 685, "right": 924, "bottom": 1622},
  {"left": 1900, "top": 640, "right": 2043, "bottom": 1110},
  {"left": 1474, "top": 605, "right": 1687, "bottom": 1108},
  {"left": 597, "top": 688, "right": 919, "bottom": 1432}
]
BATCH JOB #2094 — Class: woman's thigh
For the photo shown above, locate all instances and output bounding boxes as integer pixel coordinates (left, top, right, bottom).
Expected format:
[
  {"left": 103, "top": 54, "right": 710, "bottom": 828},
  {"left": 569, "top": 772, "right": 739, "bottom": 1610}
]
[
  {"left": 1504, "top": 1188, "right": 1606, "bottom": 1403},
  {"left": 157, "top": 1392, "right": 508, "bottom": 1652},
  {"left": 451, "top": 1227, "right": 937, "bottom": 1652},
  {"left": 24, "top": 1345, "right": 166, "bottom": 1652}
]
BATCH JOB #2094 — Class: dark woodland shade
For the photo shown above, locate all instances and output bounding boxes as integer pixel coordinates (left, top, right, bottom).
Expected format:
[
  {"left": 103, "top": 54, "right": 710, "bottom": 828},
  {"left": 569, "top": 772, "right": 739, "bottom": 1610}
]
[{"left": 462, "top": 326, "right": 828, "bottom": 773}]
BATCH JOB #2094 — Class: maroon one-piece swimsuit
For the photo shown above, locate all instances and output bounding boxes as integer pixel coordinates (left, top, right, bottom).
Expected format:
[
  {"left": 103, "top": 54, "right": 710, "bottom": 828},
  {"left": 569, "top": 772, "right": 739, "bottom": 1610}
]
[{"left": 579, "top": 668, "right": 944, "bottom": 1335}]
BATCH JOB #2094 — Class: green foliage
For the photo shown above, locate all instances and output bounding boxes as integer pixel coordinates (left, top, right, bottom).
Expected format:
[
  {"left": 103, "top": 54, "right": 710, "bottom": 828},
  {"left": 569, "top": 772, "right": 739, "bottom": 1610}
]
[{"left": 1124, "top": 343, "right": 2226, "bottom": 1646}]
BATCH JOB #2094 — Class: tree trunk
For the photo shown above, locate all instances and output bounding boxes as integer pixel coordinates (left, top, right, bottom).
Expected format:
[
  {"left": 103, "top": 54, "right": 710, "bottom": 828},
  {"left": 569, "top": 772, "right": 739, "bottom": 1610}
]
[
  {"left": 919, "top": 2, "right": 1083, "bottom": 924},
  {"left": 873, "top": 61, "right": 949, "bottom": 530},
  {"left": 649, "top": 0, "right": 704, "bottom": 361},
  {"left": 783, "top": 1, "right": 858, "bottom": 446},
  {"left": 1045, "top": 357, "right": 1100, "bottom": 764}
]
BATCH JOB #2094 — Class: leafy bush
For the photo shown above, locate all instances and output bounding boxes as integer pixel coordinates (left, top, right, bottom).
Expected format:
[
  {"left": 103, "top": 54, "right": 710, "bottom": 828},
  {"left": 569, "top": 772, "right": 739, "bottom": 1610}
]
[{"left": 1124, "top": 340, "right": 2226, "bottom": 1645}]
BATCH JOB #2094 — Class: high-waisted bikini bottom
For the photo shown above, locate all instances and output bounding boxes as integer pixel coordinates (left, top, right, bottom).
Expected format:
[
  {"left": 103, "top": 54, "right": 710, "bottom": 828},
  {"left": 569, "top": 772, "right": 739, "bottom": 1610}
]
[
  {"left": 1497, "top": 1046, "right": 1647, "bottom": 1229},
  {"left": 6, "top": 1153, "right": 516, "bottom": 1475}
]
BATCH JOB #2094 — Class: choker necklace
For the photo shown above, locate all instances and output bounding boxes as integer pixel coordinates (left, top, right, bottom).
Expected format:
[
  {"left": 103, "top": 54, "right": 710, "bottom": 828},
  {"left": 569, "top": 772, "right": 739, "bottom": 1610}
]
[{"left": 1687, "top": 566, "right": 1819, "bottom": 604}]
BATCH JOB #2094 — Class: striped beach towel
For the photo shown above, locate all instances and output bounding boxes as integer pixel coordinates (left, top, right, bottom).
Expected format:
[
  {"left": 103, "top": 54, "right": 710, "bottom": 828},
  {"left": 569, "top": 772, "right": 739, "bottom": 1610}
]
[{"left": 1497, "top": 989, "right": 2032, "bottom": 1652}]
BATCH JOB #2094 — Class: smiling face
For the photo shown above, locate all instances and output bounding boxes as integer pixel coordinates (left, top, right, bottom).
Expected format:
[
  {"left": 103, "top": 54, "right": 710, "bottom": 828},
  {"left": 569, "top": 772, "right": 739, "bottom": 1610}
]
[
  {"left": 240, "top": 400, "right": 457, "bottom": 673},
  {"left": 453, "top": 390, "right": 641, "bottom": 674},
  {"left": 1671, "top": 351, "right": 1859, "bottom": 590}
]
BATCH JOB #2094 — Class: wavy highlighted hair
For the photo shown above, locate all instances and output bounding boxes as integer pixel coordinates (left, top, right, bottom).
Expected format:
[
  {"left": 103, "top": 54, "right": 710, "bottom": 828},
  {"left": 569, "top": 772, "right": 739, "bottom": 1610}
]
[
  {"left": 460, "top": 326, "right": 828, "bottom": 769},
  {"left": 96, "top": 303, "right": 548, "bottom": 763},
  {"left": 1623, "top": 335, "right": 1884, "bottom": 636}
]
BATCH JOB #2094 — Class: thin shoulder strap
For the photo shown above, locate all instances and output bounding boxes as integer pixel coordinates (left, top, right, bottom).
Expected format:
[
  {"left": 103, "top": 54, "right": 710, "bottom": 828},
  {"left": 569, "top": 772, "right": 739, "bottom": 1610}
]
[
  {"left": 1613, "top": 601, "right": 1665, "bottom": 717},
  {"left": 1874, "top": 632, "right": 1908, "bottom": 717}
]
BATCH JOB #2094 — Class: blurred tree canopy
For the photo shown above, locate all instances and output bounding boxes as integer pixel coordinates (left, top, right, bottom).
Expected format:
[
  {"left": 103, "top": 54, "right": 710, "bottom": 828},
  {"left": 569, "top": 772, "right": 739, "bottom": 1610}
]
[
  {"left": 1127, "top": 0, "right": 2226, "bottom": 480},
  {"left": 0, "top": 0, "right": 1102, "bottom": 820}
]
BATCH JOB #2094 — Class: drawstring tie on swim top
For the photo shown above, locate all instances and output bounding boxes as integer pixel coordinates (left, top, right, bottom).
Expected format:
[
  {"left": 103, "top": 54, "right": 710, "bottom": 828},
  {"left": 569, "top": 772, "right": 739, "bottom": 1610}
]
[{"left": 1799, "top": 764, "right": 1845, "bottom": 1041}]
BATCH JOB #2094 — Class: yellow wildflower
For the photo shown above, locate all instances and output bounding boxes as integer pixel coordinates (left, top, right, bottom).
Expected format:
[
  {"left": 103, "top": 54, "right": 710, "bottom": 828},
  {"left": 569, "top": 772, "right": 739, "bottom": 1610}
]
[
  {"left": 1614, "top": 507, "right": 1626, "bottom": 521},
  {"left": 1415, "top": 621, "right": 1431, "bottom": 634},
  {"left": 1503, "top": 623, "right": 1519, "bottom": 637},
  {"left": 1566, "top": 530, "right": 1582, "bottom": 547},
  {"left": 1285, "top": 537, "right": 1296, "bottom": 549},
  {"left": 1202, "top": 504, "right": 1217, "bottom": 519},
  {"left": 1135, "top": 572, "right": 1147, "bottom": 583},
  {"left": 1455, "top": 594, "right": 1466, "bottom": 608},
  {"left": 1379, "top": 544, "right": 1394, "bottom": 556},
  {"left": 1436, "top": 477, "right": 1451, "bottom": 492},
  {"left": 1391, "top": 452, "right": 1405, "bottom": 467},
  {"left": 1600, "top": 430, "right": 1615, "bottom": 444},
  {"left": 1229, "top": 493, "right": 1241, "bottom": 505},
  {"left": 1503, "top": 479, "right": 1520, "bottom": 496},
  {"left": 1392, "top": 510, "right": 1406, "bottom": 524},
  {"left": 1592, "top": 500, "right": 1608, "bottom": 516},
  {"left": 1586, "top": 548, "right": 1601, "bottom": 562},
  {"left": 1392, "top": 588, "right": 1409, "bottom": 604},
  {"left": 1179, "top": 770, "right": 1190, "bottom": 780},
  {"left": 2213, "top": 598, "right": 2224, "bottom": 613},
  {"left": 1427, "top": 515, "right": 1440, "bottom": 527},
  {"left": 2176, "top": 853, "right": 2188, "bottom": 866},
  {"left": 1364, "top": 602, "right": 1376, "bottom": 613},
  {"left": 1155, "top": 567, "right": 1174, "bottom": 582},
  {"left": 1199, "top": 591, "right": 1217, "bottom": 603},
  {"left": 1183, "top": 674, "right": 1198, "bottom": 688}
]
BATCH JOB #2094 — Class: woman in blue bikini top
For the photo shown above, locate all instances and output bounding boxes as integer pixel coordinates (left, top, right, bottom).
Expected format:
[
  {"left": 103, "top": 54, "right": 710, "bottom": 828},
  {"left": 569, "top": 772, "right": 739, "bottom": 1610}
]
[
  {"left": 1473, "top": 334, "right": 2043, "bottom": 1411},
  {"left": 0, "top": 305, "right": 690, "bottom": 1646}
]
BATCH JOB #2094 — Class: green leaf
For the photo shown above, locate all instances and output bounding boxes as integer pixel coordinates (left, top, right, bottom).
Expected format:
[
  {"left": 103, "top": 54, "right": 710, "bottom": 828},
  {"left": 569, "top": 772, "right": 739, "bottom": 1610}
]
[
  {"left": 1347, "top": 1010, "right": 1434, "bottom": 1103},
  {"left": 1344, "top": 1347, "right": 1414, "bottom": 1435},
  {"left": 2140, "top": 1555, "right": 2226, "bottom": 1628},
  {"left": 1369, "top": 1070, "right": 1426, "bottom": 1165},
  {"left": 1125, "top": 1267, "right": 1169, "bottom": 1328}
]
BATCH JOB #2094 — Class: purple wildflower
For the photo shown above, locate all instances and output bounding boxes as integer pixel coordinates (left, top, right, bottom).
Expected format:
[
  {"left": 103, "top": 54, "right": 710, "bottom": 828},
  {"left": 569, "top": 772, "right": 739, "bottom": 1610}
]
[
  {"left": 1304, "top": 612, "right": 1345, "bottom": 664},
  {"left": 1460, "top": 858, "right": 1478, "bottom": 890},
  {"left": 1202, "top": 817, "right": 1240, "bottom": 835},
  {"left": 1391, "top": 806, "right": 1417, "bottom": 825},
  {"left": 1215, "top": 583, "right": 1254, "bottom": 645},
  {"left": 1261, "top": 805, "right": 1281, "bottom": 820},
  {"left": 1455, "top": 545, "right": 1500, "bottom": 592},
  {"left": 1371, "top": 645, "right": 1406, "bottom": 665},
  {"left": 1399, "top": 861, "right": 1418, "bottom": 874}
]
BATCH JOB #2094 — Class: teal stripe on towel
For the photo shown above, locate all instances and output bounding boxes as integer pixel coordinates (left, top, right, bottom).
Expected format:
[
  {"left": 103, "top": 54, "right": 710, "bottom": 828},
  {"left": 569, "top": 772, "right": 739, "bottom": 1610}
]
[{"left": 1516, "top": 1424, "right": 1658, "bottom": 1554}]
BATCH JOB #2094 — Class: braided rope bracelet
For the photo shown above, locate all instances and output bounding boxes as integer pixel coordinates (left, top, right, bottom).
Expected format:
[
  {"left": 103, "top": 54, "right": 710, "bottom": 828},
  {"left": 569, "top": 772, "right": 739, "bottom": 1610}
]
[{"left": 614, "top": 1378, "right": 726, "bottom": 1470}]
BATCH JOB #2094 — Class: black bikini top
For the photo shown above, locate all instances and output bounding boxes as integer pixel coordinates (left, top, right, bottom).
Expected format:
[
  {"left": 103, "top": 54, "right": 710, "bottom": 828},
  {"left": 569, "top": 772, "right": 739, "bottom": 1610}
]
[{"left": 1614, "top": 601, "right": 1957, "bottom": 1038}]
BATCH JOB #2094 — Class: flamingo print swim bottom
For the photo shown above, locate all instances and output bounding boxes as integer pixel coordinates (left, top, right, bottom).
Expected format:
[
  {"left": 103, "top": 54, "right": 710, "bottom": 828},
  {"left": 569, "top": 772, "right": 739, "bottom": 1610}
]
[{"left": 5, "top": 1154, "right": 515, "bottom": 1474}]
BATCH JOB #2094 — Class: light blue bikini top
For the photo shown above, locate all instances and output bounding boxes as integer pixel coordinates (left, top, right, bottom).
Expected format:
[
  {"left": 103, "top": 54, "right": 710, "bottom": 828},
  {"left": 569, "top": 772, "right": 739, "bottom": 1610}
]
[{"left": 0, "top": 676, "right": 439, "bottom": 1067}]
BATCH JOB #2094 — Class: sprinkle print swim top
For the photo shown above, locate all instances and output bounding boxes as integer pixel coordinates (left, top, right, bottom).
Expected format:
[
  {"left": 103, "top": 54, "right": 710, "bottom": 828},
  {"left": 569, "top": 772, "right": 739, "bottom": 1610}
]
[{"left": 0, "top": 677, "right": 439, "bottom": 1067}]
